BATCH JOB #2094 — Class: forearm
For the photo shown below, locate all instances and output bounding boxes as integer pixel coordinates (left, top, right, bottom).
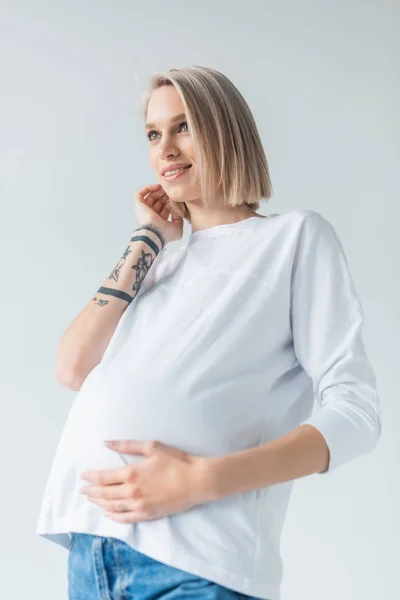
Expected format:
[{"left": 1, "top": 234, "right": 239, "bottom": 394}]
[
  {"left": 201, "top": 424, "right": 330, "bottom": 502},
  {"left": 56, "top": 224, "right": 165, "bottom": 388}
]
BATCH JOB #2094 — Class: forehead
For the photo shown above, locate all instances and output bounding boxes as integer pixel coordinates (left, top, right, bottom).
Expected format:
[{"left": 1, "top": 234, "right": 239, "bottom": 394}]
[{"left": 145, "top": 86, "right": 185, "bottom": 128}]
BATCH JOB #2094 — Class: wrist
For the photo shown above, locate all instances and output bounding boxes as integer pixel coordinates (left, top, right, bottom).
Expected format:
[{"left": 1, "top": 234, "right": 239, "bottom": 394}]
[
  {"left": 133, "top": 223, "right": 166, "bottom": 250},
  {"left": 191, "top": 456, "right": 220, "bottom": 504}
]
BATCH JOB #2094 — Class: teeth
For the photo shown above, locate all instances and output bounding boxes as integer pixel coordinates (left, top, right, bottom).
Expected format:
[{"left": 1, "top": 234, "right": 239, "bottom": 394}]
[{"left": 164, "top": 167, "right": 188, "bottom": 176}]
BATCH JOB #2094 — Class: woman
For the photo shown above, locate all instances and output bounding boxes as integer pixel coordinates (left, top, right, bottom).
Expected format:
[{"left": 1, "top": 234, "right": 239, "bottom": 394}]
[{"left": 36, "top": 66, "right": 381, "bottom": 600}]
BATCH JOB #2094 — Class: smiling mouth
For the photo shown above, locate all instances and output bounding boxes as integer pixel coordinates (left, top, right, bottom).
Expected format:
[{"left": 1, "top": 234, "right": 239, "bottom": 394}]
[{"left": 162, "top": 165, "right": 192, "bottom": 181}]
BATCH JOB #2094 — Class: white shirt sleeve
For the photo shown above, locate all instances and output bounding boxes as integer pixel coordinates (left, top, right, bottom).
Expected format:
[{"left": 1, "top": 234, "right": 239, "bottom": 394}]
[{"left": 290, "top": 210, "right": 382, "bottom": 474}]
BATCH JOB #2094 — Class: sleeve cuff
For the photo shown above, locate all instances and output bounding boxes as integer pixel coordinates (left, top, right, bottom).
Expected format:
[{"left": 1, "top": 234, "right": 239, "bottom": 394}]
[{"left": 301, "top": 401, "right": 382, "bottom": 474}]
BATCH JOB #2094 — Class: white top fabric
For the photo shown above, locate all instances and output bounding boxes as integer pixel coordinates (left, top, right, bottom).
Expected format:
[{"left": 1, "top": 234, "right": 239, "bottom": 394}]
[{"left": 36, "top": 209, "right": 381, "bottom": 600}]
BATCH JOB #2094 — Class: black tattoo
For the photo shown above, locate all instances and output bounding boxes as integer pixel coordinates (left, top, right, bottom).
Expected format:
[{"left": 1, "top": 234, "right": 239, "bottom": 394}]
[
  {"left": 95, "top": 233, "right": 159, "bottom": 306},
  {"left": 92, "top": 296, "right": 109, "bottom": 307},
  {"left": 108, "top": 245, "right": 132, "bottom": 282},
  {"left": 135, "top": 224, "right": 166, "bottom": 249},
  {"left": 96, "top": 287, "right": 134, "bottom": 303},
  {"left": 129, "top": 234, "right": 161, "bottom": 256},
  {"left": 132, "top": 249, "right": 154, "bottom": 292}
]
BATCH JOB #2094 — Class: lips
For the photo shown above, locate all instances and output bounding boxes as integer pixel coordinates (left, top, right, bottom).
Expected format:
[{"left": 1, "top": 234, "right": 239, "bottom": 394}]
[
  {"left": 162, "top": 165, "right": 192, "bottom": 181},
  {"left": 165, "top": 166, "right": 190, "bottom": 175},
  {"left": 160, "top": 164, "right": 192, "bottom": 176}
]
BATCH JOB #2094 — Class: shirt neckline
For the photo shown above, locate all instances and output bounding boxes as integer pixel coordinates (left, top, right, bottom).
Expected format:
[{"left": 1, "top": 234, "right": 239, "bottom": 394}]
[{"left": 187, "top": 215, "right": 269, "bottom": 243}]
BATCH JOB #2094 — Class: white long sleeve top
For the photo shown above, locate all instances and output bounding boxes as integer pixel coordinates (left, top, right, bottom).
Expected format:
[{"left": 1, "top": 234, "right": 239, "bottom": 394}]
[{"left": 36, "top": 209, "right": 381, "bottom": 600}]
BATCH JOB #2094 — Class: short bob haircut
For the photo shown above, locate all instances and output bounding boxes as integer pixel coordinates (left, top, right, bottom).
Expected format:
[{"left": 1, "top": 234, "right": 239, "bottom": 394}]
[{"left": 141, "top": 65, "right": 273, "bottom": 223}]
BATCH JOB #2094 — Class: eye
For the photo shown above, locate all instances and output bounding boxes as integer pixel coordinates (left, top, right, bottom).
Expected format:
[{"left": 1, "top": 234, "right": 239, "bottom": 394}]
[{"left": 146, "top": 121, "right": 189, "bottom": 142}]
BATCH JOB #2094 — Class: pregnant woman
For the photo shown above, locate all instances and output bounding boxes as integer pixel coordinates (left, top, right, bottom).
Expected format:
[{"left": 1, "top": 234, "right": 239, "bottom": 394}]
[{"left": 36, "top": 65, "right": 381, "bottom": 600}]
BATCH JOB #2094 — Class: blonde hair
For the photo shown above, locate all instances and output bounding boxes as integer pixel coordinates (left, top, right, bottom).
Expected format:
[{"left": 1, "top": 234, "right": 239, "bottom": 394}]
[{"left": 141, "top": 65, "right": 273, "bottom": 223}]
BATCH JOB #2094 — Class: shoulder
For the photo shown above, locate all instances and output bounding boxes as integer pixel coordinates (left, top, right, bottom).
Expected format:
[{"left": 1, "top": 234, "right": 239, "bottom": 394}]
[
  {"left": 285, "top": 208, "right": 333, "bottom": 228},
  {"left": 282, "top": 209, "right": 337, "bottom": 244},
  {"left": 258, "top": 209, "right": 336, "bottom": 246}
]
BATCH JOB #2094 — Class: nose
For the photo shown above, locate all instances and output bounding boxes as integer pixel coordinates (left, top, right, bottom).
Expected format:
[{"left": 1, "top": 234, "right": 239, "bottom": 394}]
[{"left": 158, "top": 140, "right": 178, "bottom": 160}]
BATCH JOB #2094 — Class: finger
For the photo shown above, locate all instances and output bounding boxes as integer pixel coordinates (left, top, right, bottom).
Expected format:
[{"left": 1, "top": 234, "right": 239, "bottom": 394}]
[
  {"left": 137, "top": 185, "right": 163, "bottom": 203},
  {"left": 80, "top": 464, "right": 130, "bottom": 485},
  {"left": 104, "top": 439, "right": 150, "bottom": 455},
  {"left": 160, "top": 202, "right": 171, "bottom": 220},
  {"left": 144, "top": 191, "right": 168, "bottom": 207},
  {"left": 105, "top": 509, "right": 151, "bottom": 523},
  {"left": 82, "top": 484, "right": 128, "bottom": 500},
  {"left": 138, "top": 184, "right": 161, "bottom": 194},
  {"left": 152, "top": 196, "right": 169, "bottom": 215},
  {"left": 86, "top": 496, "right": 136, "bottom": 511}
]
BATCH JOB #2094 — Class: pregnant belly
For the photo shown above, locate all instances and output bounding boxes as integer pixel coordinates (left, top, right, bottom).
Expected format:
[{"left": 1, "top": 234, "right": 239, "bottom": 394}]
[{"left": 60, "top": 362, "right": 263, "bottom": 469}]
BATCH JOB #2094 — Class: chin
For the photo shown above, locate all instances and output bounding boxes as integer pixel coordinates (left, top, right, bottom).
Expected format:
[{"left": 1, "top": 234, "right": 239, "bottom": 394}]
[{"left": 167, "top": 191, "right": 189, "bottom": 203}]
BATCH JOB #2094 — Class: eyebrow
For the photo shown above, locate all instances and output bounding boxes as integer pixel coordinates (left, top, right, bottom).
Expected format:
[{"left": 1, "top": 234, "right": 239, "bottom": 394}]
[{"left": 145, "top": 113, "right": 186, "bottom": 130}]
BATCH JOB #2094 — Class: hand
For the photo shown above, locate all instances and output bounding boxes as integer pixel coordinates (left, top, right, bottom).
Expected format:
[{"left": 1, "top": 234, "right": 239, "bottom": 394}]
[
  {"left": 79, "top": 439, "right": 211, "bottom": 523},
  {"left": 134, "top": 184, "right": 184, "bottom": 244}
]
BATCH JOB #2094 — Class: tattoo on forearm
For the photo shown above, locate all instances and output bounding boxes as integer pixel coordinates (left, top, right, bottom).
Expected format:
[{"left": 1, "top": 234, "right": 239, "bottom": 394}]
[
  {"left": 95, "top": 287, "right": 134, "bottom": 303},
  {"left": 95, "top": 239, "right": 157, "bottom": 306},
  {"left": 108, "top": 245, "right": 132, "bottom": 282},
  {"left": 132, "top": 249, "right": 154, "bottom": 293},
  {"left": 92, "top": 297, "right": 109, "bottom": 307}
]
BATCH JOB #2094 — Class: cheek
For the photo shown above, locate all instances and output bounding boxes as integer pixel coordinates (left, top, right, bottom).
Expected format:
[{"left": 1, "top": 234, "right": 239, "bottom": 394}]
[
  {"left": 183, "top": 139, "right": 195, "bottom": 158},
  {"left": 149, "top": 153, "right": 160, "bottom": 178},
  {"left": 149, "top": 150, "right": 156, "bottom": 167}
]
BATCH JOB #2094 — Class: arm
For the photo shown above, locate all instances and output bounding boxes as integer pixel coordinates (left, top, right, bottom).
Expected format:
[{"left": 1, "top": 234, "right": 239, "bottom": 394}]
[
  {"left": 56, "top": 224, "right": 165, "bottom": 391},
  {"left": 200, "top": 424, "right": 329, "bottom": 502},
  {"left": 199, "top": 210, "right": 382, "bottom": 502}
]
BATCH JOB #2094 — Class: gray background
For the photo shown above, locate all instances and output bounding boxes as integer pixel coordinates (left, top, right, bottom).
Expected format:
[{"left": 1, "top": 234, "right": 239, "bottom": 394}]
[{"left": 1, "top": 1, "right": 398, "bottom": 598}]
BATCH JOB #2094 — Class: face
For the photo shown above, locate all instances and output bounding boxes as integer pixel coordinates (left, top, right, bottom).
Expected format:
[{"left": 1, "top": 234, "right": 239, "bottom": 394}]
[{"left": 145, "top": 86, "right": 201, "bottom": 204}]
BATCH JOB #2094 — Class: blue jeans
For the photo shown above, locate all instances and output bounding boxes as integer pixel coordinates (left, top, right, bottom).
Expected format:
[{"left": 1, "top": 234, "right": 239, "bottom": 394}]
[{"left": 68, "top": 533, "right": 264, "bottom": 599}]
